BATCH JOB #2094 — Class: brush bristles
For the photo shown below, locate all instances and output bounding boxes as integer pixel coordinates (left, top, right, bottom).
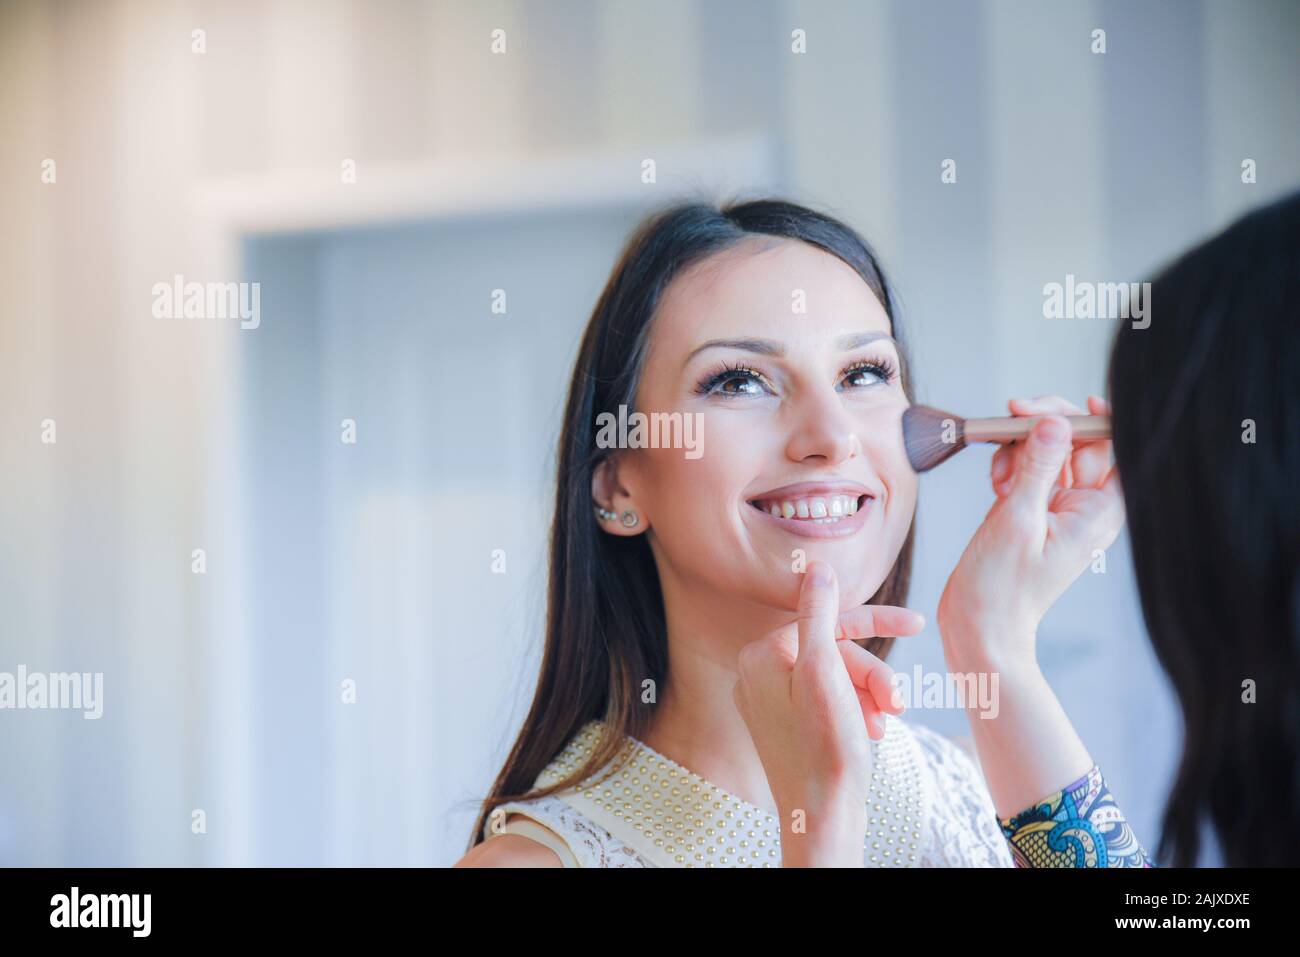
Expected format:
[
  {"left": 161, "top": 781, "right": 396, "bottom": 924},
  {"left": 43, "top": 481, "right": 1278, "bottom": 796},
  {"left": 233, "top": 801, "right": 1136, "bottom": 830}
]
[{"left": 902, "top": 405, "right": 967, "bottom": 472}]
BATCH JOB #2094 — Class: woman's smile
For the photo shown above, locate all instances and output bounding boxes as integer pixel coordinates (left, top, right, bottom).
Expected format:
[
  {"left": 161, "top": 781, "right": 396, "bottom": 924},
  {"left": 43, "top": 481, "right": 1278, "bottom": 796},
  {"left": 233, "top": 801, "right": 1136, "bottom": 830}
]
[{"left": 745, "top": 480, "right": 879, "bottom": 539}]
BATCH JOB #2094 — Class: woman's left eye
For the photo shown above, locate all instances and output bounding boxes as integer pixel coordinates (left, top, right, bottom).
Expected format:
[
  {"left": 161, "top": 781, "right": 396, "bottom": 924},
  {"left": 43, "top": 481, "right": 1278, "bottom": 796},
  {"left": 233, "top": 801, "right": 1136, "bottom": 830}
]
[{"left": 839, "top": 360, "right": 896, "bottom": 389}]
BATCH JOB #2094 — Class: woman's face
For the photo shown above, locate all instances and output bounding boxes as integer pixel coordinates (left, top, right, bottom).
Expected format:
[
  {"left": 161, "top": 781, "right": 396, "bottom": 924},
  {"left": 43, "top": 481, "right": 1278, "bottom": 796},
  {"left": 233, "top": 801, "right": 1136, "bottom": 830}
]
[{"left": 603, "top": 237, "right": 918, "bottom": 612}]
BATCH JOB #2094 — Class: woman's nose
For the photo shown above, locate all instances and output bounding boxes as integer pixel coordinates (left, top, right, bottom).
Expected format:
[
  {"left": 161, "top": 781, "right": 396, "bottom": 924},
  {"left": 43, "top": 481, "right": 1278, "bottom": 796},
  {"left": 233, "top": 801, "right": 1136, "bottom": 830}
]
[{"left": 783, "top": 386, "right": 858, "bottom": 464}]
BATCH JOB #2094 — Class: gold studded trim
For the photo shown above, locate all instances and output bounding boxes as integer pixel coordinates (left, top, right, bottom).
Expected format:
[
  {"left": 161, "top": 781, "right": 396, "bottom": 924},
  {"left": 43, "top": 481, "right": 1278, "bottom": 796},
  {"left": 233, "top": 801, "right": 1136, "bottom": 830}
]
[{"left": 535, "top": 714, "right": 927, "bottom": 868}]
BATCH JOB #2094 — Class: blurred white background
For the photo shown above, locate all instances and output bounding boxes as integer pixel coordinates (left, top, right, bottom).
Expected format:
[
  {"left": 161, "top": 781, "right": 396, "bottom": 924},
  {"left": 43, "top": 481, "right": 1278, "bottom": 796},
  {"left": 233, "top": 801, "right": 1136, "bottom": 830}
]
[{"left": 1, "top": 0, "right": 1297, "bottom": 866}]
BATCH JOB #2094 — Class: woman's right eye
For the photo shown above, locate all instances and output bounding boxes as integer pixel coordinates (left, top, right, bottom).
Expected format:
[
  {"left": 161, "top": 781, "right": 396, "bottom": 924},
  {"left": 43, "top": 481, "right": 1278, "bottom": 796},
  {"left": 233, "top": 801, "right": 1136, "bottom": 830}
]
[
  {"left": 711, "top": 370, "right": 767, "bottom": 396},
  {"left": 696, "top": 364, "right": 774, "bottom": 397}
]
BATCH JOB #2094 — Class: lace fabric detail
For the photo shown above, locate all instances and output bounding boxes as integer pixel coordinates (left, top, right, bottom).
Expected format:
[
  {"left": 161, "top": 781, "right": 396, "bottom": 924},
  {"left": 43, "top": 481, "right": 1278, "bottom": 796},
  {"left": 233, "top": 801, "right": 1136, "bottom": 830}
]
[
  {"left": 491, "top": 794, "right": 647, "bottom": 867},
  {"left": 486, "top": 718, "right": 1013, "bottom": 867},
  {"left": 908, "top": 723, "right": 1014, "bottom": 868}
]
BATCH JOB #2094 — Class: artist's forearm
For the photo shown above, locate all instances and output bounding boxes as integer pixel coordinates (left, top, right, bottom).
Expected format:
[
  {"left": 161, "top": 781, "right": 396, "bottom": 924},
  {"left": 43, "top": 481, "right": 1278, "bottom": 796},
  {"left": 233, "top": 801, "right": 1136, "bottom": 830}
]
[{"left": 940, "top": 629, "right": 1094, "bottom": 819}]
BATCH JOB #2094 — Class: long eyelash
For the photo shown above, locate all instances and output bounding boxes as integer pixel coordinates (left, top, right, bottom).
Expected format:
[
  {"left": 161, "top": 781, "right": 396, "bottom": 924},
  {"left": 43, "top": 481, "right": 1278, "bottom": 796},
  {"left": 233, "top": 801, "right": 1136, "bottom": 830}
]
[
  {"left": 693, "top": 356, "right": 900, "bottom": 396},
  {"left": 841, "top": 356, "right": 898, "bottom": 383},
  {"left": 694, "top": 361, "right": 767, "bottom": 395}
]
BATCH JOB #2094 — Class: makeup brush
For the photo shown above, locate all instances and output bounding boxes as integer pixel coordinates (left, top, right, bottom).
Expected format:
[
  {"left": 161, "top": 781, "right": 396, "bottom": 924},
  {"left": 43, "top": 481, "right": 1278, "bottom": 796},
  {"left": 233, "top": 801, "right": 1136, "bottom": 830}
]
[{"left": 902, "top": 405, "right": 1111, "bottom": 473}]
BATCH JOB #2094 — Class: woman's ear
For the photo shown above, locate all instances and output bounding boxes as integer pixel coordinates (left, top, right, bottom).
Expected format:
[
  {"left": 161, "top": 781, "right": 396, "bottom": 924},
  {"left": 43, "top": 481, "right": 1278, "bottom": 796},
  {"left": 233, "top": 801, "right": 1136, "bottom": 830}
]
[{"left": 591, "top": 453, "right": 647, "bottom": 536}]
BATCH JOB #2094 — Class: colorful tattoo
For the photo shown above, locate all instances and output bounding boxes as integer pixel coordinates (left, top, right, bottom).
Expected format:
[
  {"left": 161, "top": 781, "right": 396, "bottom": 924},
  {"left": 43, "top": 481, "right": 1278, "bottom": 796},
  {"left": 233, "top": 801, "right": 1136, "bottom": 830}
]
[{"left": 999, "top": 765, "right": 1153, "bottom": 867}]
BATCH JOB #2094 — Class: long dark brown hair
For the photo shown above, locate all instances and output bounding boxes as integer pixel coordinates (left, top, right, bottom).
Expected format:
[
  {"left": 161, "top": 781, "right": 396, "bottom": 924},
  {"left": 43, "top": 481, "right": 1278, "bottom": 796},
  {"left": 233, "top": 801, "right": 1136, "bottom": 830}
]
[
  {"left": 467, "top": 197, "right": 917, "bottom": 850},
  {"left": 1108, "top": 190, "right": 1300, "bottom": 866}
]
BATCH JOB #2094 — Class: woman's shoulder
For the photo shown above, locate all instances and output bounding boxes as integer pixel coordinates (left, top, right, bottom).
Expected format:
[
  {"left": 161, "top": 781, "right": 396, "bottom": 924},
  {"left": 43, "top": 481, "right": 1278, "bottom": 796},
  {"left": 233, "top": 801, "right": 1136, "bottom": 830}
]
[
  {"left": 476, "top": 791, "right": 649, "bottom": 868},
  {"left": 455, "top": 823, "right": 568, "bottom": 867},
  {"left": 469, "top": 721, "right": 651, "bottom": 868}
]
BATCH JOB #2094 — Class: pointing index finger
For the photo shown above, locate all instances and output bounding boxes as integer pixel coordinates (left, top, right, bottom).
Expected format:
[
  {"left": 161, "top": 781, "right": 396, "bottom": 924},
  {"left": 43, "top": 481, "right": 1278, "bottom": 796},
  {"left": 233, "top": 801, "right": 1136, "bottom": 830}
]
[{"left": 796, "top": 561, "right": 839, "bottom": 664}]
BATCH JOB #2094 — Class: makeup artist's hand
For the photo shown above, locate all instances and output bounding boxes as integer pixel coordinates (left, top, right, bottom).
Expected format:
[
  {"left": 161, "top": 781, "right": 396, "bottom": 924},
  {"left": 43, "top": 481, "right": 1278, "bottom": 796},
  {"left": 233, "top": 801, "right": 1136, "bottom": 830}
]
[
  {"left": 938, "top": 395, "right": 1123, "bottom": 660},
  {"left": 733, "top": 560, "right": 922, "bottom": 866},
  {"left": 934, "top": 395, "right": 1123, "bottom": 816}
]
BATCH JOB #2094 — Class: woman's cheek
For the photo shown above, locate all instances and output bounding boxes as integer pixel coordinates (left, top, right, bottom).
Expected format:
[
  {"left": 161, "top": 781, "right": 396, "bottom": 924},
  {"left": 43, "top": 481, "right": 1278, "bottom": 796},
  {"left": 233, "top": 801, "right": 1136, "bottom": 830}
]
[
  {"left": 643, "top": 445, "right": 739, "bottom": 549},
  {"left": 857, "top": 414, "right": 916, "bottom": 595},
  {"left": 865, "top": 402, "right": 917, "bottom": 521},
  {"left": 891, "top": 467, "right": 919, "bottom": 526},
  {"left": 880, "top": 468, "right": 918, "bottom": 567}
]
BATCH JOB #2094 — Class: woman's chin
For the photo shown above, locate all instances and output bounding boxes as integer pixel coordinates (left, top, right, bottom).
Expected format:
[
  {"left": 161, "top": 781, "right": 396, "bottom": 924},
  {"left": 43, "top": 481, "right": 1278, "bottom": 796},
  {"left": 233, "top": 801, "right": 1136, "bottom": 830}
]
[{"left": 753, "top": 567, "right": 880, "bottom": 612}]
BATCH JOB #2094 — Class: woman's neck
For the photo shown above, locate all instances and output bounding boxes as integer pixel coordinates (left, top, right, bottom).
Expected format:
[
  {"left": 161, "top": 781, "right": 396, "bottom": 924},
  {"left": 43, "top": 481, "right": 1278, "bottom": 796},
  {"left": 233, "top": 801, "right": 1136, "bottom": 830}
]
[{"left": 637, "top": 568, "right": 794, "bottom": 819}]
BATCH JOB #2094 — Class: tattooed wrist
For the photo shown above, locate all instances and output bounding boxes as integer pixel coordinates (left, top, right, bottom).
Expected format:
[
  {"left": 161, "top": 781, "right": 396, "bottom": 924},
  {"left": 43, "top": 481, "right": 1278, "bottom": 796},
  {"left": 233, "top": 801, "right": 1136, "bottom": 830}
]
[{"left": 998, "top": 765, "right": 1153, "bottom": 867}]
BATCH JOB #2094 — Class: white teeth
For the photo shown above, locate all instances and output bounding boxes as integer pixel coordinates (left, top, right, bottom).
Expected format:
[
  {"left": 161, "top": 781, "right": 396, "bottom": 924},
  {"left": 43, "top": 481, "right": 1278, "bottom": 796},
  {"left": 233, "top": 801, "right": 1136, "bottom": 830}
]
[{"left": 756, "top": 494, "right": 865, "bottom": 522}]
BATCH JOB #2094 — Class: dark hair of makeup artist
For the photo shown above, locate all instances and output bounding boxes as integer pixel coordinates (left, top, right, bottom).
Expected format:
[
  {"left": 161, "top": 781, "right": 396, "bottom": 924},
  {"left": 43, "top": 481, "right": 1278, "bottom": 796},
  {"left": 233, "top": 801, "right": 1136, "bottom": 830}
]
[
  {"left": 1108, "top": 189, "right": 1300, "bottom": 866},
  {"left": 467, "top": 198, "right": 917, "bottom": 851}
]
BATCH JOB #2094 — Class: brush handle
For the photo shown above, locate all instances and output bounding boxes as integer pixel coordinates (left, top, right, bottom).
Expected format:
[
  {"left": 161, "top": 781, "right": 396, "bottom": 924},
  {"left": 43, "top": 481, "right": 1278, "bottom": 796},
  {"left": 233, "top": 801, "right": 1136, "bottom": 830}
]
[{"left": 963, "top": 413, "right": 1111, "bottom": 443}]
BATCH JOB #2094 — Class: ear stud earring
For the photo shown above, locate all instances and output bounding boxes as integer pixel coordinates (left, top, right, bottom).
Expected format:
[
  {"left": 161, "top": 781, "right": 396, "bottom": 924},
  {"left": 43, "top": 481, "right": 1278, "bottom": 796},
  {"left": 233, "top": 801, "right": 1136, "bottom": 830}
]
[{"left": 594, "top": 503, "right": 639, "bottom": 528}]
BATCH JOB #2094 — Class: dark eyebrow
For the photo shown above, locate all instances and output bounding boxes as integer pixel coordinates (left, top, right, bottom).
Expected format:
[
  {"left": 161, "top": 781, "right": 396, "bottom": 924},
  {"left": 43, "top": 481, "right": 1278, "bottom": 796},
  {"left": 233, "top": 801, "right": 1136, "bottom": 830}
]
[{"left": 684, "top": 331, "right": 894, "bottom": 366}]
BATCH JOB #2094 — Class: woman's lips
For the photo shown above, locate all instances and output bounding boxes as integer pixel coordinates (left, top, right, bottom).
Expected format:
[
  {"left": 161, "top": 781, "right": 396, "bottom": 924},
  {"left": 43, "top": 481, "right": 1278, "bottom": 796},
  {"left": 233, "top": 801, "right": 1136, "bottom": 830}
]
[{"left": 746, "top": 493, "right": 873, "bottom": 539}]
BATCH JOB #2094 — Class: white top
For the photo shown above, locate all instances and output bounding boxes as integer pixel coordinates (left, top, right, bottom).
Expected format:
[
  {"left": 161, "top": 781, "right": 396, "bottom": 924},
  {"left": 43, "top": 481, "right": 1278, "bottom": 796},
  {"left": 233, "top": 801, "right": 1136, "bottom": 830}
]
[{"left": 482, "top": 715, "right": 1014, "bottom": 867}]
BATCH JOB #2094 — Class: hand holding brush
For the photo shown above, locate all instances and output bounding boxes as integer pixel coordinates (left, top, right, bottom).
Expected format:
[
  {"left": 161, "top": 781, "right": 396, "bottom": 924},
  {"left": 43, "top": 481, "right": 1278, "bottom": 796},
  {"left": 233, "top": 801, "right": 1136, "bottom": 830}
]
[{"left": 903, "top": 395, "right": 1111, "bottom": 475}]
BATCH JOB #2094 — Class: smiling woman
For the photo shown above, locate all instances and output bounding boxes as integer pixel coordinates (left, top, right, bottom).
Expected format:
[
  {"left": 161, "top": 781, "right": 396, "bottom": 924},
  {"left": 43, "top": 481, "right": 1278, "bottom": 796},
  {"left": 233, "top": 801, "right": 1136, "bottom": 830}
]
[{"left": 455, "top": 198, "right": 1013, "bottom": 867}]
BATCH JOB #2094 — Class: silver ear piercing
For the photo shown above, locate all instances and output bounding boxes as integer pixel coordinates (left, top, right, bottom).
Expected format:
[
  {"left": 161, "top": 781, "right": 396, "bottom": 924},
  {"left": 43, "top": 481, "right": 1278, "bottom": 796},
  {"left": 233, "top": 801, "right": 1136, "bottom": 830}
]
[{"left": 594, "top": 504, "right": 638, "bottom": 528}]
